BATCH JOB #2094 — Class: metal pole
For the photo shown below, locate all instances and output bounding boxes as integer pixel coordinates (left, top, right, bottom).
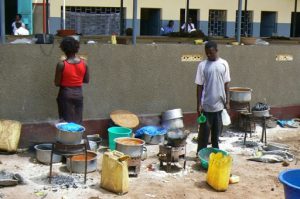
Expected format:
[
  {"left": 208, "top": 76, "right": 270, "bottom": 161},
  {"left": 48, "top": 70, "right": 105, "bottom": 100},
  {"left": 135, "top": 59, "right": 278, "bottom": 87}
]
[
  {"left": 237, "top": 0, "right": 243, "bottom": 43},
  {"left": 185, "top": 0, "right": 189, "bottom": 32},
  {"left": 293, "top": 0, "right": 298, "bottom": 37},
  {"left": 120, "top": 0, "right": 124, "bottom": 35},
  {"left": 46, "top": 0, "right": 49, "bottom": 34},
  {"left": 43, "top": 0, "right": 46, "bottom": 33},
  {"left": 132, "top": 0, "right": 137, "bottom": 45},
  {"left": 0, "top": 0, "right": 5, "bottom": 44},
  {"left": 244, "top": 0, "right": 248, "bottom": 36},
  {"left": 63, "top": 0, "right": 66, "bottom": 29}
]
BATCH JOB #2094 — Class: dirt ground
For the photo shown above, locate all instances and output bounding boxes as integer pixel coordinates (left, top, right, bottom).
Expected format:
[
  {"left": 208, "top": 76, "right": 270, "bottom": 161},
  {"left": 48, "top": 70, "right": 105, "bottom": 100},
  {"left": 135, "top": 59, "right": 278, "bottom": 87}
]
[{"left": 0, "top": 126, "right": 299, "bottom": 199}]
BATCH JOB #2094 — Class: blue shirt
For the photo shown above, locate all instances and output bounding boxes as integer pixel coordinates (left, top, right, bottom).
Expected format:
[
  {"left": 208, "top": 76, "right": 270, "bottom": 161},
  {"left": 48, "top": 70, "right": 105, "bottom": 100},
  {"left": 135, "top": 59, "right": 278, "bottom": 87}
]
[{"left": 161, "top": 26, "right": 174, "bottom": 35}]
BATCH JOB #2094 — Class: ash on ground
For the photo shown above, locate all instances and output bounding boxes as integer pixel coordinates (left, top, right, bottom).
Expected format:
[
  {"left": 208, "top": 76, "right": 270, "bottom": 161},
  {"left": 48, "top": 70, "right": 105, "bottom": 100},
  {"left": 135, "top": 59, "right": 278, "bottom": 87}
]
[{"left": 33, "top": 173, "right": 95, "bottom": 193}]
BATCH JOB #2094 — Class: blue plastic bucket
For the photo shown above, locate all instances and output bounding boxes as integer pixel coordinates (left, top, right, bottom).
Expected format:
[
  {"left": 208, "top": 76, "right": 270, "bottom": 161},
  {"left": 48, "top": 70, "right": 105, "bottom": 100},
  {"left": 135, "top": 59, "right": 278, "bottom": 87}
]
[
  {"left": 279, "top": 169, "right": 300, "bottom": 199},
  {"left": 108, "top": 127, "right": 132, "bottom": 150}
]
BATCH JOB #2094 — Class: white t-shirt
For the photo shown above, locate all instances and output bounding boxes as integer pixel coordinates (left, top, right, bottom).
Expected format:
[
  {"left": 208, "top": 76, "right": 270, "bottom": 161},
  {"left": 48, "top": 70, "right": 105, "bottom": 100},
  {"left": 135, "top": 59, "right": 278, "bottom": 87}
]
[
  {"left": 14, "top": 27, "right": 29, "bottom": 35},
  {"left": 12, "top": 21, "right": 25, "bottom": 33},
  {"left": 195, "top": 58, "right": 231, "bottom": 112},
  {"left": 181, "top": 23, "right": 195, "bottom": 33}
]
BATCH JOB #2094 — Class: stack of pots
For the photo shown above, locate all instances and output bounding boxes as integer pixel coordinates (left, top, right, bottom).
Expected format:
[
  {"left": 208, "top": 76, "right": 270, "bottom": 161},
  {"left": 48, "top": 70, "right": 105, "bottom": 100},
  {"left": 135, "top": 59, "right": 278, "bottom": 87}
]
[
  {"left": 162, "top": 108, "right": 187, "bottom": 147},
  {"left": 162, "top": 108, "right": 184, "bottom": 130}
]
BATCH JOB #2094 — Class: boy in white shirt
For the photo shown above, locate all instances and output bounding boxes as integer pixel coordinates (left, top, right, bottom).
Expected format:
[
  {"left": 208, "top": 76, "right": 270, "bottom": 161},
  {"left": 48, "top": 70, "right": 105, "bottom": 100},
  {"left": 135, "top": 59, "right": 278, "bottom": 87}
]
[
  {"left": 14, "top": 22, "right": 29, "bottom": 35},
  {"left": 195, "top": 41, "right": 231, "bottom": 152}
]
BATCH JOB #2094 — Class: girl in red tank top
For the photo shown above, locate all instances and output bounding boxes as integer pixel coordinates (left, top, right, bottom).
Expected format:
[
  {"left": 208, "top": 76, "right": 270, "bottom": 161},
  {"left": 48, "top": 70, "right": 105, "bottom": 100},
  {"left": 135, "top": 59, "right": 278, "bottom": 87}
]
[{"left": 54, "top": 37, "right": 89, "bottom": 124}]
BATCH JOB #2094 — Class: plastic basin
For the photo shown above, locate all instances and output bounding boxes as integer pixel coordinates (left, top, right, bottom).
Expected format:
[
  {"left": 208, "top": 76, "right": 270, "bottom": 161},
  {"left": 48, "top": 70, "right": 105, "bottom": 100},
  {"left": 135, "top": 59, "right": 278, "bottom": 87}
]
[
  {"left": 198, "top": 147, "right": 228, "bottom": 169},
  {"left": 279, "top": 169, "right": 300, "bottom": 199},
  {"left": 108, "top": 127, "right": 132, "bottom": 150}
]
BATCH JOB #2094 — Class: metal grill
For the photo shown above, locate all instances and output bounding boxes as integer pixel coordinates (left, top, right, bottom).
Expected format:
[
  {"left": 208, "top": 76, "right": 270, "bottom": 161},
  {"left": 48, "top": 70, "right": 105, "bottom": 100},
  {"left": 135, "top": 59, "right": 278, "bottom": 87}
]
[
  {"left": 62, "top": 6, "right": 122, "bottom": 35},
  {"left": 235, "top": 11, "right": 253, "bottom": 36},
  {"left": 208, "top": 10, "right": 227, "bottom": 36}
]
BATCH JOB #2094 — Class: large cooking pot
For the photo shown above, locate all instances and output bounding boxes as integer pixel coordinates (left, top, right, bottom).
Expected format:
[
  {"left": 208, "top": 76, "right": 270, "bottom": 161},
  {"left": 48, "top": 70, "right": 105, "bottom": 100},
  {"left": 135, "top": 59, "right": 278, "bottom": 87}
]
[
  {"left": 115, "top": 138, "right": 145, "bottom": 158},
  {"left": 166, "top": 129, "right": 189, "bottom": 147},
  {"left": 34, "top": 143, "right": 62, "bottom": 164},
  {"left": 162, "top": 118, "right": 184, "bottom": 130},
  {"left": 143, "top": 133, "right": 165, "bottom": 145},
  {"left": 229, "top": 87, "right": 252, "bottom": 102},
  {"left": 55, "top": 123, "right": 85, "bottom": 145},
  {"left": 162, "top": 108, "right": 183, "bottom": 121},
  {"left": 66, "top": 151, "right": 97, "bottom": 173}
]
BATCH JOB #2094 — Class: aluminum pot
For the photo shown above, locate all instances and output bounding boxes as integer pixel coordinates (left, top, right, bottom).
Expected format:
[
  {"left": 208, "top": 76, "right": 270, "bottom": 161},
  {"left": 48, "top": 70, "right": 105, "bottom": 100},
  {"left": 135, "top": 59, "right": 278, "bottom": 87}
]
[
  {"left": 162, "top": 108, "right": 183, "bottom": 121},
  {"left": 34, "top": 144, "right": 62, "bottom": 164},
  {"left": 229, "top": 87, "right": 252, "bottom": 102},
  {"left": 55, "top": 123, "right": 85, "bottom": 145},
  {"left": 252, "top": 109, "right": 270, "bottom": 117},
  {"left": 142, "top": 133, "right": 165, "bottom": 145},
  {"left": 66, "top": 151, "right": 97, "bottom": 173},
  {"left": 115, "top": 138, "right": 145, "bottom": 158},
  {"left": 166, "top": 129, "right": 189, "bottom": 147},
  {"left": 87, "top": 135, "right": 102, "bottom": 148},
  {"left": 162, "top": 118, "right": 184, "bottom": 130}
]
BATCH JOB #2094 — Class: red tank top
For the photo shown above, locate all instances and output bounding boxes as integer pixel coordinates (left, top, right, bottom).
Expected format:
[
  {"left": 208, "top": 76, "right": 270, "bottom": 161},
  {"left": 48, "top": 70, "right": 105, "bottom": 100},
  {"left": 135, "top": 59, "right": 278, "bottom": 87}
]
[{"left": 61, "top": 59, "right": 86, "bottom": 87}]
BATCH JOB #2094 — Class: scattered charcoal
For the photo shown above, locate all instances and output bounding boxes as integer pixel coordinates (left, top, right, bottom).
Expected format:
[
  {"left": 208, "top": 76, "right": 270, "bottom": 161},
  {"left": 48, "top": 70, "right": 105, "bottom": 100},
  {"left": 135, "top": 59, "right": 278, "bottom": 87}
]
[{"left": 51, "top": 175, "right": 75, "bottom": 186}]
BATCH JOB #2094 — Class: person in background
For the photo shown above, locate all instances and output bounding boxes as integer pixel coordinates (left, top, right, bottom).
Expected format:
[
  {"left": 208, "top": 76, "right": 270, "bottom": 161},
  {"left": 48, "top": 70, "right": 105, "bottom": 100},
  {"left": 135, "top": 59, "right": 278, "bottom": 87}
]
[
  {"left": 195, "top": 41, "right": 231, "bottom": 153},
  {"left": 181, "top": 17, "right": 196, "bottom": 33},
  {"left": 161, "top": 20, "right": 174, "bottom": 35},
  {"left": 14, "top": 22, "right": 29, "bottom": 35},
  {"left": 12, "top": 14, "right": 25, "bottom": 34},
  {"left": 54, "top": 37, "right": 90, "bottom": 124}
]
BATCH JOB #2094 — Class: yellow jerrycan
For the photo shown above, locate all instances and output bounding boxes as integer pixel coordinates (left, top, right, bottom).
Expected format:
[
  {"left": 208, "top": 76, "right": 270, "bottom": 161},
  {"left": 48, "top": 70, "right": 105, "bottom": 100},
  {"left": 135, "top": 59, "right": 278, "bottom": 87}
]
[
  {"left": 0, "top": 120, "right": 22, "bottom": 152},
  {"left": 101, "top": 150, "right": 130, "bottom": 195},
  {"left": 206, "top": 152, "right": 233, "bottom": 191}
]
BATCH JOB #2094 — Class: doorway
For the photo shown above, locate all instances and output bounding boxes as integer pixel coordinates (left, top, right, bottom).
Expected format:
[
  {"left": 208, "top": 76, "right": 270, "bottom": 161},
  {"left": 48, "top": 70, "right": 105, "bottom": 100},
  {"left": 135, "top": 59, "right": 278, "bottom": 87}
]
[
  {"left": 5, "top": 0, "right": 17, "bottom": 34},
  {"left": 180, "top": 9, "right": 198, "bottom": 31},
  {"left": 260, "top": 11, "right": 277, "bottom": 37},
  {"left": 290, "top": 12, "right": 300, "bottom": 37},
  {"left": 140, "top": 8, "right": 161, "bottom": 35}
]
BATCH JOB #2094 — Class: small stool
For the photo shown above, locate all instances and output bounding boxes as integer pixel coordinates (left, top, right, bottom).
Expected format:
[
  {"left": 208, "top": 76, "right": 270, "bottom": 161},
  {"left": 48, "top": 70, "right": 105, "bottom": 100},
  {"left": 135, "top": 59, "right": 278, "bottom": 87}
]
[
  {"left": 49, "top": 140, "right": 88, "bottom": 183},
  {"left": 252, "top": 115, "right": 272, "bottom": 145},
  {"left": 240, "top": 111, "right": 253, "bottom": 145}
]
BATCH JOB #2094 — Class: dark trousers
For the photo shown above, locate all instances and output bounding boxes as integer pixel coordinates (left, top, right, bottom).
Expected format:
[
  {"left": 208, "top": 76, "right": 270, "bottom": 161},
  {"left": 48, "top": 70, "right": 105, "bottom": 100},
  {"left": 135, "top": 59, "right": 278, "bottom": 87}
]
[
  {"left": 57, "top": 87, "right": 83, "bottom": 124},
  {"left": 197, "top": 110, "right": 223, "bottom": 153}
]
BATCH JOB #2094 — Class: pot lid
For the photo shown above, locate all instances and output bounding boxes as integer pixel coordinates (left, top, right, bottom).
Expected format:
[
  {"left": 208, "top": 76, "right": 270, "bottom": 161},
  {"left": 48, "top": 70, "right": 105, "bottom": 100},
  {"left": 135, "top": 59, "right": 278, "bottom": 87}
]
[{"left": 110, "top": 110, "right": 139, "bottom": 128}]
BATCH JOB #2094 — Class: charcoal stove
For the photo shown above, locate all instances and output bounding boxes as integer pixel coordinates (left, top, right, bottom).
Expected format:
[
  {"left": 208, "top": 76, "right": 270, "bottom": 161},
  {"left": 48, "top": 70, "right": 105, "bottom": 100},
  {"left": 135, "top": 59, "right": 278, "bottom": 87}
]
[
  {"left": 127, "top": 156, "right": 142, "bottom": 177},
  {"left": 158, "top": 143, "right": 187, "bottom": 172}
]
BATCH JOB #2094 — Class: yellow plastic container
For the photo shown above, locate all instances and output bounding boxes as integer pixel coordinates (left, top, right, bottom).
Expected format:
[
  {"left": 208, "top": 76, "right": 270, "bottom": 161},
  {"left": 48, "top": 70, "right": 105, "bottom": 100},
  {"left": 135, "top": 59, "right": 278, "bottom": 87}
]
[
  {"left": 101, "top": 151, "right": 129, "bottom": 195},
  {"left": 0, "top": 120, "right": 22, "bottom": 152},
  {"left": 206, "top": 152, "right": 232, "bottom": 191}
]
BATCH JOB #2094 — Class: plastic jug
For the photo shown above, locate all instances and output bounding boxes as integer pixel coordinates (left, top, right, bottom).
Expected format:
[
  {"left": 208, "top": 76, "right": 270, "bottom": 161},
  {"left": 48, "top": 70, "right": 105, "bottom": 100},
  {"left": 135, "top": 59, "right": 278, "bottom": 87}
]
[
  {"left": 197, "top": 113, "right": 207, "bottom": 124},
  {"left": 0, "top": 120, "right": 22, "bottom": 152},
  {"left": 101, "top": 151, "right": 130, "bottom": 195},
  {"left": 111, "top": 33, "right": 117, "bottom": 44},
  {"left": 221, "top": 109, "right": 231, "bottom": 126},
  {"left": 206, "top": 152, "right": 232, "bottom": 191}
]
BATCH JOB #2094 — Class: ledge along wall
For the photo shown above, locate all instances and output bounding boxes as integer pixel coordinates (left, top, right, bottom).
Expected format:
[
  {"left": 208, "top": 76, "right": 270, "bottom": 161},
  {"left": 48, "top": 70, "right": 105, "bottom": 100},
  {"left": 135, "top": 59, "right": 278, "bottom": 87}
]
[{"left": 0, "top": 44, "right": 299, "bottom": 147}]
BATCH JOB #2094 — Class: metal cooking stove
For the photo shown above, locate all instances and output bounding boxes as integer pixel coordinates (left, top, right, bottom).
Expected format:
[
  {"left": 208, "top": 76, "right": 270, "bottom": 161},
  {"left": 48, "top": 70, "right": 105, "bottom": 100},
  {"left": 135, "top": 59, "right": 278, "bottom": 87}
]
[
  {"left": 158, "top": 143, "right": 186, "bottom": 172},
  {"left": 127, "top": 156, "right": 141, "bottom": 177}
]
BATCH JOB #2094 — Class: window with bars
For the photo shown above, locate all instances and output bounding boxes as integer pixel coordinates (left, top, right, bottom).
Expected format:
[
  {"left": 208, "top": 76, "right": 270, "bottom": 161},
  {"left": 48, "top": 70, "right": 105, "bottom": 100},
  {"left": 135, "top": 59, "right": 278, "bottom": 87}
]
[
  {"left": 235, "top": 11, "right": 253, "bottom": 36},
  {"left": 62, "top": 6, "right": 124, "bottom": 35},
  {"left": 208, "top": 10, "right": 227, "bottom": 36}
]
